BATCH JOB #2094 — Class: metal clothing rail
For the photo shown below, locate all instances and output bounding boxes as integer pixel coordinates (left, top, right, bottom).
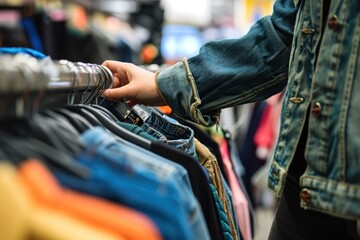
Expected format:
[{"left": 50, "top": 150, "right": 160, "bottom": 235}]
[
  {"left": 0, "top": 54, "right": 113, "bottom": 95},
  {"left": 0, "top": 54, "right": 113, "bottom": 119}
]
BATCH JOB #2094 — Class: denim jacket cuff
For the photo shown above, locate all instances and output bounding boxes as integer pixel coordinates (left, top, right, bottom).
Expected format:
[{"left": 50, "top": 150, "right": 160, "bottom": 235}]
[{"left": 157, "top": 58, "right": 218, "bottom": 126}]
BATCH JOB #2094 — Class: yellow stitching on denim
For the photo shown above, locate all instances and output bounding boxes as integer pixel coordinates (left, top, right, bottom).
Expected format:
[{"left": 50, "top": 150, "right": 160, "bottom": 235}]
[
  {"left": 182, "top": 57, "right": 205, "bottom": 125},
  {"left": 154, "top": 71, "right": 170, "bottom": 106}
]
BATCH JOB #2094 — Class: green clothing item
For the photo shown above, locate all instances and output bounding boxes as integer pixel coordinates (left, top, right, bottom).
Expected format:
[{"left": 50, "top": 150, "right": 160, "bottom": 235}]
[
  {"left": 116, "top": 122, "right": 159, "bottom": 142},
  {"left": 210, "top": 184, "right": 233, "bottom": 240}
]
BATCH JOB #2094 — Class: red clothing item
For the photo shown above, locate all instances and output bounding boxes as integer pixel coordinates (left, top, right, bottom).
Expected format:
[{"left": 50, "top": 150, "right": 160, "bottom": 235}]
[
  {"left": 254, "top": 93, "right": 283, "bottom": 158},
  {"left": 220, "top": 140, "right": 252, "bottom": 240}
]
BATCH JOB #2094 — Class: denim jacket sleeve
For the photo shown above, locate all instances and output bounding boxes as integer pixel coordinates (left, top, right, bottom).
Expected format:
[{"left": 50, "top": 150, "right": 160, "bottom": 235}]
[{"left": 157, "top": 0, "right": 298, "bottom": 126}]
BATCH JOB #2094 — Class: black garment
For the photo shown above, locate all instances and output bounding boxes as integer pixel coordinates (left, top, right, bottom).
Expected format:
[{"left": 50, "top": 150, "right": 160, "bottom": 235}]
[
  {"left": 268, "top": 166, "right": 359, "bottom": 240},
  {"left": 151, "top": 141, "right": 224, "bottom": 240},
  {"left": 35, "top": 12, "right": 67, "bottom": 60},
  {"left": 66, "top": 32, "right": 116, "bottom": 64},
  {"left": 270, "top": 111, "right": 358, "bottom": 240},
  {"left": 172, "top": 116, "right": 229, "bottom": 186}
]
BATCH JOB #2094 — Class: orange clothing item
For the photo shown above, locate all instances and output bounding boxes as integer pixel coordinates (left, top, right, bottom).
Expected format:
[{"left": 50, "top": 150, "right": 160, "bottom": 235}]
[
  {"left": 0, "top": 162, "right": 120, "bottom": 240},
  {"left": 18, "top": 159, "right": 162, "bottom": 240},
  {"left": 157, "top": 106, "right": 172, "bottom": 115},
  {"left": 31, "top": 207, "right": 120, "bottom": 240}
]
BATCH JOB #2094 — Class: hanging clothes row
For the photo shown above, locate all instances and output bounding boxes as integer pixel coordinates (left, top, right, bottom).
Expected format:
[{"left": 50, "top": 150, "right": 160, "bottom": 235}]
[
  {"left": 0, "top": 1, "right": 164, "bottom": 65},
  {"left": 173, "top": 117, "right": 255, "bottom": 240},
  {"left": 0, "top": 53, "right": 253, "bottom": 240}
]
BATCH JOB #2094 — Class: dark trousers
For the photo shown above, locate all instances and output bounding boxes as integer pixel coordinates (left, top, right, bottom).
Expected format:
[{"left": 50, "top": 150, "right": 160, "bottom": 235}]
[{"left": 268, "top": 176, "right": 360, "bottom": 240}]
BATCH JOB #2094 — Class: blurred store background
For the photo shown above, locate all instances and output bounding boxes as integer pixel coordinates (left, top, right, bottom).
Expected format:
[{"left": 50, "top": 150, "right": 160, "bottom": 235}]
[
  {"left": 0, "top": 0, "right": 274, "bottom": 64},
  {"left": 0, "top": 0, "right": 276, "bottom": 239}
]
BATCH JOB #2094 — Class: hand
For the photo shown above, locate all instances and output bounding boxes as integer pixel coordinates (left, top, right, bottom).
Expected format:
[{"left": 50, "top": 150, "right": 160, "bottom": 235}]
[{"left": 101, "top": 60, "right": 167, "bottom": 106}]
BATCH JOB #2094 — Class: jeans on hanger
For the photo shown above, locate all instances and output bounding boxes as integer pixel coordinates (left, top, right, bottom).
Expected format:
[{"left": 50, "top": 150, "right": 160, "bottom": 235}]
[
  {"left": 53, "top": 127, "right": 210, "bottom": 240},
  {"left": 142, "top": 110, "right": 197, "bottom": 159}
]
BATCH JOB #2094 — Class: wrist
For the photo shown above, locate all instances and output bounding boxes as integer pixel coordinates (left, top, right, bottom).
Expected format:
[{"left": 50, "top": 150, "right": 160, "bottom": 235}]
[{"left": 155, "top": 71, "right": 169, "bottom": 106}]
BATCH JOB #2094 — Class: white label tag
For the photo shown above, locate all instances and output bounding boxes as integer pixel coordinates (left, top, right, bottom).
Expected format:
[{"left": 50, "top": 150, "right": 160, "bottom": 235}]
[{"left": 133, "top": 105, "right": 151, "bottom": 122}]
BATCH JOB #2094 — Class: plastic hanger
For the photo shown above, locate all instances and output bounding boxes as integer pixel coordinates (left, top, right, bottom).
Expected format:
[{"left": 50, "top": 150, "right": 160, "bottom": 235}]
[
  {"left": 48, "top": 108, "right": 94, "bottom": 133},
  {"left": 40, "top": 109, "right": 80, "bottom": 135},
  {"left": 69, "top": 104, "right": 151, "bottom": 150},
  {"left": 64, "top": 105, "right": 104, "bottom": 127},
  {"left": 5, "top": 114, "right": 84, "bottom": 166},
  {"left": 25, "top": 114, "right": 86, "bottom": 162},
  {"left": 0, "top": 126, "right": 90, "bottom": 179},
  {"left": 90, "top": 104, "right": 118, "bottom": 122}
]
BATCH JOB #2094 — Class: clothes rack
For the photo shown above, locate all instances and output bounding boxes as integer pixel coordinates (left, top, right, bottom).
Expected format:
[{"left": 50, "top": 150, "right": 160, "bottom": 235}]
[
  {"left": 0, "top": 54, "right": 113, "bottom": 94},
  {"left": 0, "top": 54, "right": 113, "bottom": 119},
  {"left": 0, "top": 53, "right": 253, "bottom": 240}
]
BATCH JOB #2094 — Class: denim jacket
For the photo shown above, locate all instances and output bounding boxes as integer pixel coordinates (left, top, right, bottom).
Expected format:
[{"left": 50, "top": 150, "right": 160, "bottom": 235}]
[{"left": 157, "top": 0, "right": 360, "bottom": 220}]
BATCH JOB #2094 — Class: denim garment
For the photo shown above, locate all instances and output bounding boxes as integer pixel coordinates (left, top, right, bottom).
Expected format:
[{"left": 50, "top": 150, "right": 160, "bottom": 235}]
[
  {"left": 143, "top": 109, "right": 197, "bottom": 159},
  {"left": 157, "top": 0, "right": 360, "bottom": 220},
  {"left": 142, "top": 123, "right": 168, "bottom": 142},
  {"left": 157, "top": 0, "right": 296, "bottom": 126},
  {"left": 87, "top": 127, "right": 210, "bottom": 239},
  {"left": 53, "top": 127, "right": 210, "bottom": 240},
  {"left": 271, "top": 0, "right": 360, "bottom": 220}
]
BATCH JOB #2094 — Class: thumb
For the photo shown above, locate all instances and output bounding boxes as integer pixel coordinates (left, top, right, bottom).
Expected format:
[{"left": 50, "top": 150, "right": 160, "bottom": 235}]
[{"left": 102, "top": 86, "right": 132, "bottom": 101}]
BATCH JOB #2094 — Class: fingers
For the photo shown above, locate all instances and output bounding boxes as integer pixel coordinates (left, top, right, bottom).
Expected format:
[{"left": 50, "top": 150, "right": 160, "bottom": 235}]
[
  {"left": 102, "top": 85, "right": 134, "bottom": 101},
  {"left": 112, "top": 73, "right": 127, "bottom": 88},
  {"left": 102, "top": 60, "right": 121, "bottom": 73},
  {"left": 101, "top": 60, "right": 164, "bottom": 106},
  {"left": 102, "top": 60, "right": 133, "bottom": 101},
  {"left": 102, "top": 60, "right": 132, "bottom": 88}
]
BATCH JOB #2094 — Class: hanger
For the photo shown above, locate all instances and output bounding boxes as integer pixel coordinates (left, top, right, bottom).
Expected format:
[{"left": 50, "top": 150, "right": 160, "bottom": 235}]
[
  {"left": 28, "top": 114, "right": 86, "bottom": 159},
  {"left": 64, "top": 105, "right": 104, "bottom": 127},
  {"left": 48, "top": 108, "right": 94, "bottom": 133},
  {"left": 40, "top": 109, "right": 80, "bottom": 135},
  {"left": 0, "top": 126, "right": 91, "bottom": 179},
  {"left": 68, "top": 104, "right": 151, "bottom": 150},
  {"left": 90, "top": 104, "right": 118, "bottom": 122},
  {"left": 98, "top": 98, "right": 146, "bottom": 126}
]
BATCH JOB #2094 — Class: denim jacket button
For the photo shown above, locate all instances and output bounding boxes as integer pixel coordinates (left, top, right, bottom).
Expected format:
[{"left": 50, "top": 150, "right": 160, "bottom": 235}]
[
  {"left": 301, "top": 28, "right": 315, "bottom": 35},
  {"left": 328, "top": 15, "right": 340, "bottom": 30},
  {"left": 311, "top": 102, "right": 321, "bottom": 116},
  {"left": 289, "top": 97, "right": 304, "bottom": 103},
  {"left": 300, "top": 189, "right": 311, "bottom": 204}
]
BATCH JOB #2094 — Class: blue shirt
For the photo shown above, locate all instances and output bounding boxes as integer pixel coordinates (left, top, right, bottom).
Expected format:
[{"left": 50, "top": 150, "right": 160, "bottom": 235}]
[{"left": 53, "top": 127, "right": 210, "bottom": 240}]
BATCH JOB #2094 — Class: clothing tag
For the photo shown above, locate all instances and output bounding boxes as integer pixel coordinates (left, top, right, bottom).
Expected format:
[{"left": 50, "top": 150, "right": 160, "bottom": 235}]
[
  {"left": 124, "top": 110, "right": 144, "bottom": 126},
  {"left": 100, "top": 99, "right": 144, "bottom": 126},
  {"left": 115, "top": 101, "right": 132, "bottom": 119},
  {"left": 114, "top": 101, "right": 144, "bottom": 126},
  {"left": 133, "top": 105, "right": 151, "bottom": 122}
]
